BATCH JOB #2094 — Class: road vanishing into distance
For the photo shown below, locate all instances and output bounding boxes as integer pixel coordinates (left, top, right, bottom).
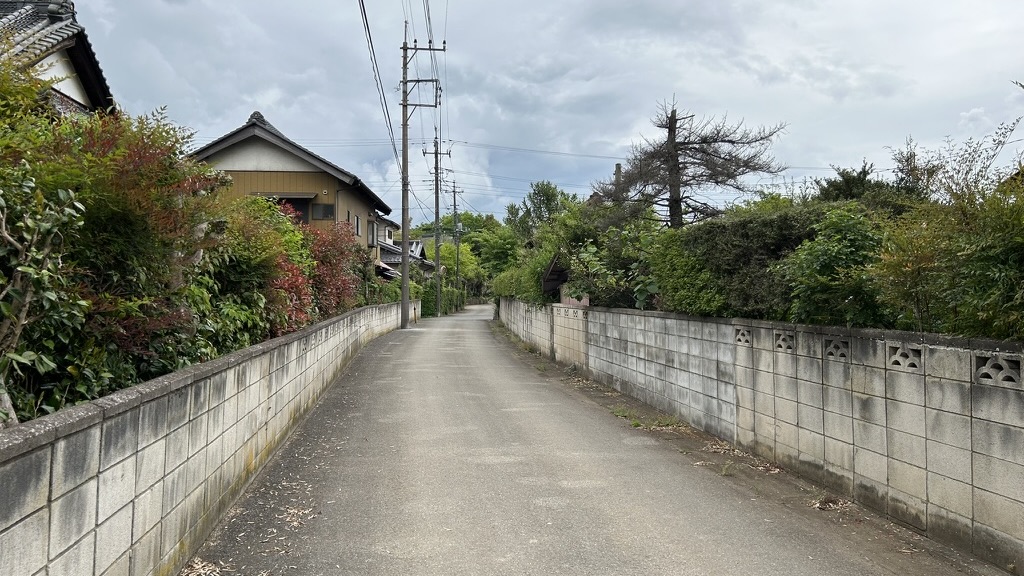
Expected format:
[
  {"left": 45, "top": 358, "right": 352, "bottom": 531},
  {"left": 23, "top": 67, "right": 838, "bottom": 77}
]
[{"left": 188, "top": 305, "right": 1002, "bottom": 576}]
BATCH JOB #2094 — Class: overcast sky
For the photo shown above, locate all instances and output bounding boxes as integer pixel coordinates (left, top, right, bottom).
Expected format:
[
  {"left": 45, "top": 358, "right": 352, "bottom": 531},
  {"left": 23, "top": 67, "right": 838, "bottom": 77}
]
[{"left": 77, "top": 0, "right": 1024, "bottom": 224}]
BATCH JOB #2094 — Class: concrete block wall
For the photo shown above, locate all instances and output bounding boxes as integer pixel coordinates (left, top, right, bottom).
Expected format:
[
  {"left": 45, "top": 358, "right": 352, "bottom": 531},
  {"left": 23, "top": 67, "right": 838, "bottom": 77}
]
[
  {"left": 0, "top": 302, "right": 409, "bottom": 576},
  {"left": 499, "top": 298, "right": 1024, "bottom": 574},
  {"left": 551, "top": 305, "right": 587, "bottom": 369}
]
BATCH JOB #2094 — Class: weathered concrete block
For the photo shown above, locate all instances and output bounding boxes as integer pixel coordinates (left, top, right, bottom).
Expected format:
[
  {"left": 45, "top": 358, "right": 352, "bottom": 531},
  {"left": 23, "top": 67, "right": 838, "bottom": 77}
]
[
  {"left": 798, "top": 429, "right": 824, "bottom": 460},
  {"left": 886, "top": 400, "right": 926, "bottom": 437},
  {"left": 754, "top": 391, "right": 775, "bottom": 418},
  {"left": 972, "top": 522, "right": 1024, "bottom": 576},
  {"left": 753, "top": 369, "right": 774, "bottom": 395},
  {"left": 700, "top": 356, "right": 716, "bottom": 380},
  {"left": 889, "top": 458, "right": 927, "bottom": 500},
  {"left": 777, "top": 421, "right": 799, "bottom": 450},
  {"left": 753, "top": 412, "right": 775, "bottom": 440},
  {"left": 48, "top": 532, "right": 95, "bottom": 576},
  {"left": 887, "top": 429, "right": 926, "bottom": 468},
  {"left": 190, "top": 378, "right": 211, "bottom": 419},
  {"left": 188, "top": 413, "right": 209, "bottom": 458},
  {"left": 886, "top": 370, "right": 926, "bottom": 405},
  {"left": 185, "top": 449, "right": 208, "bottom": 496},
  {"left": 824, "top": 412, "right": 853, "bottom": 443},
  {"left": 775, "top": 353, "right": 797, "bottom": 378},
  {"left": 925, "top": 346, "right": 971, "bottom": 381},
  {"left": 974, "top": 453, "right": 1024, "bottom": 504},
  {"left": 855, "top": 446, "right": 888, "bottom": 484},
  {"left": 138, "top": 397, "right": 168, "bottom": 450},
  {"left": 926, "top": 408, "right": 971, "bottom": 450},
  {"left": 797, "top": 403, "right": 824, "bottom": 434},
  {"left": 49, "top": 477, "right": 97, "bottom": 557},
  {"left": 95, "top": 502, "right": 132, "bottom": 574},
  {"left": 972, "top": 418, "right": 1024, "bottom": 466},
  {"left": 736, "top": 385, "right": 754, "bottom": 411},
  {"left": 973, "top": 384, "right": 1024, "bottom": 428},
  {"left": 735, "top": 347, "right": 753, "bottom": 370},
  {"left": 737, "top": 426, "right": 756, "bottom": 448},
  {"left": 928, "top": 440, "right": 972, "bottom": 484},
  {"left": 162, "top": 463, "right": 187, "bottom": 515},
  {"left": 101, "top": 409, "right": 140, "bottom": 471},
  {"left": 823, "top": 385, "right": 852, "bottom": 416},
  {"left": 0, "top": 448, "right": 50, "bottom": 534},
  {"left": 100, "top": 550, "right": 130, "bottom": 576},
  {"left": 851, "top": 336, "right": 887, "bottom": 369},
  {"left": 753, "top": 348, "right": 773, "bottom": 373},
  {"left": 852, "top": 392, "right": 886, "bottom": 426},
  {"left": 974, "top": 488, "right": 1024, "bottom": 548},
  {"left": 133, "top": 482, "right": 163, "bottom": 543},
  {"left": 135, "top": 437, "right": 166, "bottom": 495},
  {"left": 0, "top": 508, "right": 49, "bottom": 576},
  {"left": 889, "top": 487, "right": 927, "bottom": 530},
  {"left": 825, "top": 436, "right": 854, "bottom": 471},
  {"left": 797, "top": 380, "right": 823, "bottom": 408},
  {"left": 797, "top": 356, "right": 822, "bottom": 384},
  {"left": 775, "top": 375, "right": 798, "bottom": 401},
  {"left": 130, "top": 524, "right": 162, "bottom": 576},
  {"left": 737, "top": 407, "right": 755, "bottom": 432},
  {"left": 51, "top": 426, "right": 99, "bottom": 499},
  {"left": 98, "top": 455, "right": 136, "bottom": 523},
  {"left": 752, "top": 327, "right": 774, "bottom": 351},
  {"left": 163, "top": 423, "right": 189, "bottom": 476},
  {"left": 928, "top": 472, "right": 973, "bottom": 518},
  {"left": 823, "top": 360, "right": 852, "bottom": 389},
  {"left": 776, "top": 398, "right": 798, "bottom": 425},
  {"left": 855, "top": 476, "right": 889, "bottom": 513},
  {"left": 854, "top": 420, "right": 888, "bottom": 455},
  {"left": 851, "top": 364, "right": 885, "bottom": 397}
]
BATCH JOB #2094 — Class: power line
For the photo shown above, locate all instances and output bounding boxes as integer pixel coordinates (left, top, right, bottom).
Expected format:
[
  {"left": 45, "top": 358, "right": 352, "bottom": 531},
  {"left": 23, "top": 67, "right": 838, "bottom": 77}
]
[{"left": 357, "top": 0, "right": 402, "bottom": 172}]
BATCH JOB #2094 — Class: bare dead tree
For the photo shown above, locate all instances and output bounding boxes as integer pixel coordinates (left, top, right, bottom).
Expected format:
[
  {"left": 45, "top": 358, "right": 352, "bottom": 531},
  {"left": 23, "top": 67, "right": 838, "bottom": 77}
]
[{"left": 595, "top": 103, "right": 786, "bottom": 228}]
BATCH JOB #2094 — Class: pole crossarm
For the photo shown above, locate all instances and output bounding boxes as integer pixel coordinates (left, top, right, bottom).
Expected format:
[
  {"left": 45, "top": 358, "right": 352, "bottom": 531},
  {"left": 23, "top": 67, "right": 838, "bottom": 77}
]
[{"left": 399, "top": 36, "right": 446, "bottom": 329}]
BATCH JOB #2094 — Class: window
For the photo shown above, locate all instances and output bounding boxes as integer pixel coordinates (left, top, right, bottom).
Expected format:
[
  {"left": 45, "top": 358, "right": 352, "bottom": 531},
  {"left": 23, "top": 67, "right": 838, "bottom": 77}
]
[
  {"left": 386, "top": 228, "right": 394, "bottom": 243},
  {"left": 346, "top": 210, "right": 351, "bottom": 223},
  {"left": 311, "top": 203, "right": 335, "bottom": 220},
  {"left": 355, "top": 215, "right": 362, "bottom": 236},
  {"left": 368, "top": 221, "right": 377, "bottom": 247}
]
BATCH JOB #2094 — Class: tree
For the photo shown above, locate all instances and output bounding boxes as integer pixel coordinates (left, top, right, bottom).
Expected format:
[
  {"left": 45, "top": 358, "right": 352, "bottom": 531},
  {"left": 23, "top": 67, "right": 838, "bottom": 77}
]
[
  {"left": 504, "top": 181, "right": 577, "bottom": 242},
  {"left": 598, "top": 103, "right": 785, "bottom": 228}
]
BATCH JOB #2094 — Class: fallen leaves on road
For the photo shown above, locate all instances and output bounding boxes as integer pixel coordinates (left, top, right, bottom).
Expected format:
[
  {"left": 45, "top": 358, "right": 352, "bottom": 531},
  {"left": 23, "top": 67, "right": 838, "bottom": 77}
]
[
  {"left": 749, "top": 459, "right": 783, "bottom": 474},
  {"left": 701, "top": 439, "right": 749, "bottom": 457},
  {"left": 810, "top": 494, "right": 851, "bottom": 511},
  {"left": 178, "top": 557, "right": 234, "bottom": 575}
]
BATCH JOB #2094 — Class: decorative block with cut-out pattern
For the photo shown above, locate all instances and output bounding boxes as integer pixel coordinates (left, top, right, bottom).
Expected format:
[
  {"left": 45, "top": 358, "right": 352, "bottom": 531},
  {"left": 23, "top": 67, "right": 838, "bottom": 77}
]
[
  {"left": 888, "top": 345, "right": 922, "bottom": 371},
  {"left": 824, "top": 338, "right": 850, "bottom": 360},
  {"left": 775, "top": 332, "right": 794, "bottom": 352},
  {"left": 975, "top": 354, "right": 1021, "bottom": 387}
]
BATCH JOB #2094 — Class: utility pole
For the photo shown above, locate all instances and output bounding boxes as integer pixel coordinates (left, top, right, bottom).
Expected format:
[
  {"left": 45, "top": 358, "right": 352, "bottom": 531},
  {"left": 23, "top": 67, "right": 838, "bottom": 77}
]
[
  {"left": 423, "top": 135, "right": 449, "bottom": 317},
  {"left": 400, "top": 28, "right": 444, "bottom": 328},
  {"left": 453, "top": 184, "right": 461, "bottom": 291}
]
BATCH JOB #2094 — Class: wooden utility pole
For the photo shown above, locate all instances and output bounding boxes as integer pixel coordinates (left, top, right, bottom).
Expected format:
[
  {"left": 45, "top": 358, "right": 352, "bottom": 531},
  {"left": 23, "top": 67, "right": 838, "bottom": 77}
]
[
  {"left": 453, "top": 184, "right": 461, "bottom": 290},
  {"left": 399, "top": 29, "right": 444, "bottom": 328},
  {"left": 423, "top": 136, "right": 449, "bottom": 316}
]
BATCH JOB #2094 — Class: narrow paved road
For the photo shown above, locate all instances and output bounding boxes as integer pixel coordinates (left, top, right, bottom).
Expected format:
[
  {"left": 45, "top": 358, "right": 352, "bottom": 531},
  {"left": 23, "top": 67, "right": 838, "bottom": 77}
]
[{"left": 190, "top": 305, "right": 1000, "bottom": 576}]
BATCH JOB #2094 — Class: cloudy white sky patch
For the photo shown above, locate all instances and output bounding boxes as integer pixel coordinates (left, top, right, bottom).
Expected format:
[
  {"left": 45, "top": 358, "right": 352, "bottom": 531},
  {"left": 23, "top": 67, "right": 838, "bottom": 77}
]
[{"left": 77, "top": 0, "right": 1024, "bottom": 223}]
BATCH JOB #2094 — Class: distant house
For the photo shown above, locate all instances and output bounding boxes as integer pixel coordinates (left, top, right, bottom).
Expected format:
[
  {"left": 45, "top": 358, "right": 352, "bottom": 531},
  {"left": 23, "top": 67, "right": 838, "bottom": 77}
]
[
  {"left": 379, "top": 236, "right": 436, "bottom": 279},
  {"left": 191, "top": 111, "right": 392, "bottom": 259},
  {"left": 0, "top": 0, "right": 114, "bottom": 114}
]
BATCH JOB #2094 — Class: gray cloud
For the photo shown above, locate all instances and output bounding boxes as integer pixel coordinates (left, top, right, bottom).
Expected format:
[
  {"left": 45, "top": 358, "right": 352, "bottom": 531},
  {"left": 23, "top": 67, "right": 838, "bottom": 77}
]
[{"left": 74, "top": 0, "right": 1024, "bottom": 222}]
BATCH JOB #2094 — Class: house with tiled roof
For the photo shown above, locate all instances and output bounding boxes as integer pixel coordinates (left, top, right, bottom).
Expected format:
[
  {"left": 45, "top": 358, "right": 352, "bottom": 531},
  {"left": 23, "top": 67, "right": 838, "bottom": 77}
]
[
  {"left": 192, "top": 111, "right": 393, "bottom": 258},
  {"left": 0, "top": 0, "right": 114, "bottom": 114}
]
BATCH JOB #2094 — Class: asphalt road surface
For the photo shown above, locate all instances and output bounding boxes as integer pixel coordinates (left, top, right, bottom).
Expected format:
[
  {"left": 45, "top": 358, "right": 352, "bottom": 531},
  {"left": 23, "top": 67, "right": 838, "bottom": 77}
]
[{"left": 187, "top": 304, "right": 1003, "bottom": 576}]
